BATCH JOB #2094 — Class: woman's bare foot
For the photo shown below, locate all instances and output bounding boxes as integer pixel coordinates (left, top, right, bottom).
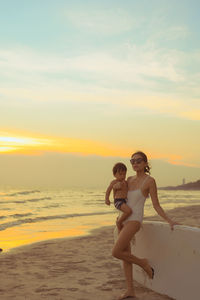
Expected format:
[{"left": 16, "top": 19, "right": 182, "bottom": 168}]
[
  {"left": 117, "top": 289, "right": 137, "bottom": 300},
  {"left": 142, "top": 259, "right": 154, "bottom": 279}
]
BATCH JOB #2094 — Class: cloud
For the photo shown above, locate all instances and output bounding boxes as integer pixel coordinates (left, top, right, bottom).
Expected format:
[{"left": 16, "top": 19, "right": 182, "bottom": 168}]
[
  {"left": 180, "top": 109, "right": 200, "bottom": 120},
  {"left": 145, "top": 24, "right": 189, "bottom": 44},
  {"left": 0, "top": 45, "right": 200, "bottom": 120},
  {"left": 0, "top": 131, "right": 130, "bottom": 157},
  {"left": 1, "top": 129, "right": 200, "bottom": 168},
  {"left": 163, "top": 26, "right": 189, "bottom": 41},
  {"left": 0, "top": 46, "right": 185, "bottom": 93},
  {"left": 1, "top": 83, "right": 200, "bottom": 121},
  {"left": 0, "top": 46, "right": 183, "bottom": 82},
  {"left": 64, "top": 8, "right": 141, "bottom": 35},
  {"left": 0, "top": 131, "right": 52, "bottom": 154}
]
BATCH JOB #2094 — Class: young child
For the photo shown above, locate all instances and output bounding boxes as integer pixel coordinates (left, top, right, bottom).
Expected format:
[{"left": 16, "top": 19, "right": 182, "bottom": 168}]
[{"left": 105, "top": 162, "right": 132, "bottom": 231}]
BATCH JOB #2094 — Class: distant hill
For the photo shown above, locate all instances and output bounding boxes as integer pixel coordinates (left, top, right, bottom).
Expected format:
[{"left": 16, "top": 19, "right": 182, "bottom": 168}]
[{"left": 159, "top": 179, "right": 200, "bottom": 190}]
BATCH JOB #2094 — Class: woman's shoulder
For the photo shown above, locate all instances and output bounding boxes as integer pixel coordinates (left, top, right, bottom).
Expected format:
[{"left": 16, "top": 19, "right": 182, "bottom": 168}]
[
  {"left": 127, "top": 175, "right": 136, "bottom": 182},
  {"left": 146, "top": 175, "right": 156, "bottom": 185},
  {"left": 147, "top": 175, "right": 154, "bottom": 180}
]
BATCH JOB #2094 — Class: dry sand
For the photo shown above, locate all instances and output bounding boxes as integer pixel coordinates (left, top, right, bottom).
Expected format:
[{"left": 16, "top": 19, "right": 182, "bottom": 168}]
[{"left": 0, "top": 205, "right": 200, "bottom": 300}]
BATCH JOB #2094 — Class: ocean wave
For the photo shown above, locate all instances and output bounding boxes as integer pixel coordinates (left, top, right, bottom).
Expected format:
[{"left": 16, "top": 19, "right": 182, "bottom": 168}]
[
  {"left": 26, "top": 197, "right": 51, "bottom": 203},
  {"left": 0, "top": 197, "right": 51, "bottom": 205},
  {"left": 42, "top": 204, "right": 60, "bottom": 209},
  {"left": 1, "top": 190, "right": 40, "bottom": 197},
  {"left": 160, "top": 198, "right": 200, "bottom": 205},
  {"left": 11, "top": 213, "right": 33, "bottom": 219},
  {"left": 0, "top": 211, "right": 114, "bottom": 231}
]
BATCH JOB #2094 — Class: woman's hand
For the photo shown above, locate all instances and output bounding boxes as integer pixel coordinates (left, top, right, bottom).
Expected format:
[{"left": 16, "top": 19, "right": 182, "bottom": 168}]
[{"left": 169, "top": 220, "right": 180, "bottom": 230}]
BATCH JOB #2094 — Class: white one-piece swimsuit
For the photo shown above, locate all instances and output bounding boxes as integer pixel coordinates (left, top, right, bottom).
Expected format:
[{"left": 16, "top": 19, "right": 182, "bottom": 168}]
[{"left": 124, "top": 176, "right": 149, "bottom": 224}]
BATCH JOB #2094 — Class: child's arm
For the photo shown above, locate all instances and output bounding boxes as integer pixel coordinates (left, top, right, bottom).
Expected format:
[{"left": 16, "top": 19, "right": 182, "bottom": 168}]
[{"left": 105, "top": 180, "right": 117, "bottom": 206}]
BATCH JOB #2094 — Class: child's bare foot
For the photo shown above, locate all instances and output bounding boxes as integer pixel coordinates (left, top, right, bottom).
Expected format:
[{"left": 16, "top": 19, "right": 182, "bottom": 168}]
[
  {"left": 117, "top": 289, "right": 137, "bottom": 299},
  {"left": 142, "top": 259, "right": 154, "bottom": 279}
]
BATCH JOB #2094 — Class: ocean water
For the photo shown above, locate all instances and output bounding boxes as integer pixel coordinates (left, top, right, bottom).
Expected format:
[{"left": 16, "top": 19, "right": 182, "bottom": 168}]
[{"left": 0, "top": 187, "right": 200, "bottom": 251}]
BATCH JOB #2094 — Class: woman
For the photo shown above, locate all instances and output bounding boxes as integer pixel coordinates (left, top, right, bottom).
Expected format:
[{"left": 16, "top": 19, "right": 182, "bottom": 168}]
[{"left": 112, "top": 151, "right": 178, "bottom": 300}]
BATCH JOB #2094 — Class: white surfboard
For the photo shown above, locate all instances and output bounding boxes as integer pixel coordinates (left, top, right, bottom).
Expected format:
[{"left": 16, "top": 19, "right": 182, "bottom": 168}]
[{"left": 132, "top": 221, "right": 200, "bottom": 300}]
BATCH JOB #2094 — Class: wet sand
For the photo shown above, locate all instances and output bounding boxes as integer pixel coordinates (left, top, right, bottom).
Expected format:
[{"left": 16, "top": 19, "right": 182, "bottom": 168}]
[{"left": 0, "top": 205, "right": 199, "bottom": 300}]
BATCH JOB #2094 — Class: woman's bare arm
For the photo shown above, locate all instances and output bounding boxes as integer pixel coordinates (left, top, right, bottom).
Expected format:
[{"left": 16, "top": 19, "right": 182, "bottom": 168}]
[{"left": 149, "top": 178, "right": 178, "bottom": 230}]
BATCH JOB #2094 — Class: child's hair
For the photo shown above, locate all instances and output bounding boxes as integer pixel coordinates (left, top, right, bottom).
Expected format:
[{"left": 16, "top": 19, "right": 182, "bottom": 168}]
[{"left": 112, "top": 162, "right": 127, "bottom": 175}]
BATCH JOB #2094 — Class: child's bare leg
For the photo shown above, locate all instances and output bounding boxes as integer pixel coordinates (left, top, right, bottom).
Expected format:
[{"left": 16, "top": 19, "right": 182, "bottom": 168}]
[{"left": 116, "top": 203, "right": 132, "bottom": 231}]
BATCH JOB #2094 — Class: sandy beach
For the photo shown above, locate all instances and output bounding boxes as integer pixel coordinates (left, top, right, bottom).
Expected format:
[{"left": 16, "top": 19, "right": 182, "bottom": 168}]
[{"left": 0, "top": 204, "right": 199, "bottom": 300}]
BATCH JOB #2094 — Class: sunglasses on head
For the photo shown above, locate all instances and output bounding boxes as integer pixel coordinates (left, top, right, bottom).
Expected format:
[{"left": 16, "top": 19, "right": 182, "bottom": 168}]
[{"left": 130, "top": 158, "right": 144, "bottom": 165}]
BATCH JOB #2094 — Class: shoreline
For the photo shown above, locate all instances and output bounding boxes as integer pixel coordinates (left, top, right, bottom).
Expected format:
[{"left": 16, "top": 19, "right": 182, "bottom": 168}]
[
  {"left": 5, "top": 203, "right": 200, "bottom": 255},
  {"left": 4, "top": 203, "right": 200, "bottom": 254},
  {"left": 0, "top": 205, "right": 200, "bottom": 299}
]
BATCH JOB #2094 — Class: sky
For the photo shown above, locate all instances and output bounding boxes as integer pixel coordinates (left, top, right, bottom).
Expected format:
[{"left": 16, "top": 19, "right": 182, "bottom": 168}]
[{"left": 0, "top": 0, "right": 200, "bottom": 188}]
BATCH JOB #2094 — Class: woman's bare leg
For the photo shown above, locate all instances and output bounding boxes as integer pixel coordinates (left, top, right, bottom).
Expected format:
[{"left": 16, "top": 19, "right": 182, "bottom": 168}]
[
  {"left": 118, "top": 243, "right": 136, "bottom": 300},
  {"left": 112, "top": 221, "right": 154, "bottom": 279}
]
